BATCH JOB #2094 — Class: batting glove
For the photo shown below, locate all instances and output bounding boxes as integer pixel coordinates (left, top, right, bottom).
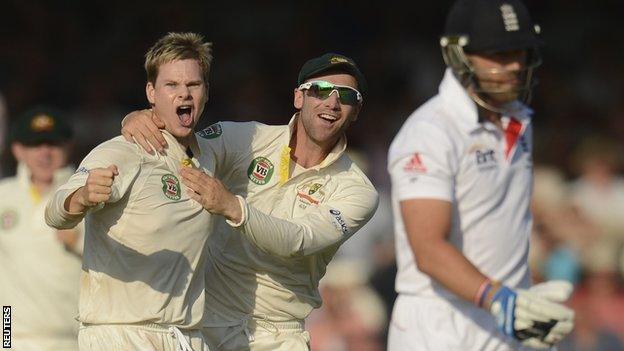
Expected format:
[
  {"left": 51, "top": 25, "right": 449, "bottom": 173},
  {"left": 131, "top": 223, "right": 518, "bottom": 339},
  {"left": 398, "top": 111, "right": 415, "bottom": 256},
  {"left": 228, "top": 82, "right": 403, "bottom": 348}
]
[{"left": 489, "top": 281, "right": 575, "bottom": 349}]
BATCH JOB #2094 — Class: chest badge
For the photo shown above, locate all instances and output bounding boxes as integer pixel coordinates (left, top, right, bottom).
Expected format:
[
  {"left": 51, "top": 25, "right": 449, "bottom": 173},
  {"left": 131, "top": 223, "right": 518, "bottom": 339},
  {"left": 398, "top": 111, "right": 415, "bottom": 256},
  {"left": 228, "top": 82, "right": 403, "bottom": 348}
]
[
  {"left": 161, "top": 174, "right": 181, "bottom": 200},
  {"left": 296, "top": 181, "right": 326, "bottom": 207},
  {"left": 0, "top": 209, "right": 18, "bottom": 231},
  {"left": 247, "top": 157, "right": 275, "bottom": 185}
]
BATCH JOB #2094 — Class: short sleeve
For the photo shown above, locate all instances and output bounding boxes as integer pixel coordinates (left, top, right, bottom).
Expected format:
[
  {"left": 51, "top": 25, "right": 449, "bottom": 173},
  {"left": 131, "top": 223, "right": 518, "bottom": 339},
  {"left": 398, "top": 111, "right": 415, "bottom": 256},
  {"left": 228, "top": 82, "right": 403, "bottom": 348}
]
[{"left": 388, "top": 121, "right": 456, "bottom": 202}]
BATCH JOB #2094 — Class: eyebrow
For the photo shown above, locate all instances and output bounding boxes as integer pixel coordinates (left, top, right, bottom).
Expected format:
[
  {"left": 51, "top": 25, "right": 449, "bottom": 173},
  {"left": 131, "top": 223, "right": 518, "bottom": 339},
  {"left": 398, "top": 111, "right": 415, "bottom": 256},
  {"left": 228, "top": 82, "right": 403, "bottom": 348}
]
[{"left": 162, "top": 79, "right": 203, "bottom": 85}]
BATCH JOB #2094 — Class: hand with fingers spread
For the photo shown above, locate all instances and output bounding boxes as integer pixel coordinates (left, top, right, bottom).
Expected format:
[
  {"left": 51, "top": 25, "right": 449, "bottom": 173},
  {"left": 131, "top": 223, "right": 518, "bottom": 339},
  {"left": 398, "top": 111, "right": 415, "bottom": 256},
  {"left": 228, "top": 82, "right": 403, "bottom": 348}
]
[
  {"left": 66, "top": 165, "right": 119, "bottom": 213},
  {"left": 180, "top": 167, "right": 242, "bottom": 223},
  {"left": 121, "top": 109, "right": 167, "bottom": 154},
  {"left": 487, "top": 280, "right": 575, "bottom": 349}
]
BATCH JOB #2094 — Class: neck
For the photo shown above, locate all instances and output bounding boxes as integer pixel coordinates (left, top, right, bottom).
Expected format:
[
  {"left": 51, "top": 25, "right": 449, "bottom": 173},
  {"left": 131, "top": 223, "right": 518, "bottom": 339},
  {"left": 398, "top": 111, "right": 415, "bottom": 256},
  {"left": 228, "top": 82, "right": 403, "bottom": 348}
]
[
  {"left": 479, "top": 107, "right": 503, "bottom": 130},
  {"left": 174, "top": 131, "right": 198, "bottom": 150},
  {"left": 289, "top": 121, "right": 336, "bottom": 168},
  {"left": 468, "top": 85, "right": 514, "bottom": 119},
  {"left": 177, "top": 135, "right": 191, "bottom": 148},
  {"left": 31, "top": 177, "right": 53, "bottom": 195}
]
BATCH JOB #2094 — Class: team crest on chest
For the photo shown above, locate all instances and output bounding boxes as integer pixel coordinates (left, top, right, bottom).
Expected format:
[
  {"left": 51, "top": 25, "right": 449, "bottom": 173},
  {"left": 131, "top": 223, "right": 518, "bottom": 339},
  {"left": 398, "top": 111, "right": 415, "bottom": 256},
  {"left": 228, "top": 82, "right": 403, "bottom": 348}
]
[
  {"left": 296, "top": 180, "right": 326, "bottom": 207},
  {"left": 161, "top": 174, "right": 181, "bottom": 200},
  {"left": 0, "top": 209, "right": 18, "bottom": 231},
  {"left": 247, "top": 157, "right": 274, "bottom": 185}
]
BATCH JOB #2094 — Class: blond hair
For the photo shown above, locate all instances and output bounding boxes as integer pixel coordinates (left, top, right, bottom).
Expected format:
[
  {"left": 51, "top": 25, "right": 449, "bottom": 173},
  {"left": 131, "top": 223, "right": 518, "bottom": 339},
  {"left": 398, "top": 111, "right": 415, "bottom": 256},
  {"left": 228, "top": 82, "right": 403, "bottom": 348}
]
[{"left": 144, "top": 32, "right": 213, "bottom": 85}]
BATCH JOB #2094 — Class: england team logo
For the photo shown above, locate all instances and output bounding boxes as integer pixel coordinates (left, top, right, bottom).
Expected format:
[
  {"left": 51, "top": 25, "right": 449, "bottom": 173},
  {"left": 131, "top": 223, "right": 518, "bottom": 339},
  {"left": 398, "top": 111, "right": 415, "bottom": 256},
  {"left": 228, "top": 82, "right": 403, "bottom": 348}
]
[
  {"left": 500, "top": 4, "right": 519, "bottom": 31},
  {"left": 247, "top": 157, "right": 275, "bottom": 185}
]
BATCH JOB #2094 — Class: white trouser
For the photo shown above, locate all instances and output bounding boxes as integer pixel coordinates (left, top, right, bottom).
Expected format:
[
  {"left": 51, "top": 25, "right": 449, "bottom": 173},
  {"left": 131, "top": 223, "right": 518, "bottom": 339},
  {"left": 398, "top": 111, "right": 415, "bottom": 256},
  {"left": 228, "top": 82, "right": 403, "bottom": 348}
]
[
  {"left": 9, "top": 335, "right": 78, "bottom": 351},
  {"left": 388, "top": 294, "right": 544, "bottom": 351},
  {"left": 78, "top": 322, "right": 209, "bottom": 351},
  {"left": 202, "top": 314, "right": 309, "bottom": 351}
]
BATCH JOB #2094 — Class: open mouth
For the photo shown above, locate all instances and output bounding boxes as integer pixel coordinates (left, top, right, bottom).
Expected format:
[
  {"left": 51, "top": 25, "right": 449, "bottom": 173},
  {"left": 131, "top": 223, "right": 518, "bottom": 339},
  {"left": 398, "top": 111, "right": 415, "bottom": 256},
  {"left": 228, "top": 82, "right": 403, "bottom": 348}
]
[
  {"left": 318, "top": 113, "right": 338, "bottom": 123},
  {"left": 176, "top": 105, "right": 193, "bottom": 127}
]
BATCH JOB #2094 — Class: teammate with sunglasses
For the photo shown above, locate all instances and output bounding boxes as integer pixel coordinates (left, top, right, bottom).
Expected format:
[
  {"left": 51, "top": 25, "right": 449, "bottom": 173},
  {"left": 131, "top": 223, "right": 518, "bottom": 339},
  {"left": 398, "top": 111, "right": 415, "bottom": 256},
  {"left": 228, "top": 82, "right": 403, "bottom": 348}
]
[
  {"left": 296, "top": 80, "right": 363, "bottom": 105},
  {"left": 121, "top": 52, "right": 378, "bottom": 350}
]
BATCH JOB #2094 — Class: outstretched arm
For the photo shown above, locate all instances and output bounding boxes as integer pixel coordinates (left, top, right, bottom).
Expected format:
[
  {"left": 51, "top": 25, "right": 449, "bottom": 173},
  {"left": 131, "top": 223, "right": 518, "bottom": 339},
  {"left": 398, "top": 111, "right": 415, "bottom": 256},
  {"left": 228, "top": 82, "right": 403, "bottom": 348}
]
[{"left": 180, "top": 167, "right": 378, "bottom": 257}]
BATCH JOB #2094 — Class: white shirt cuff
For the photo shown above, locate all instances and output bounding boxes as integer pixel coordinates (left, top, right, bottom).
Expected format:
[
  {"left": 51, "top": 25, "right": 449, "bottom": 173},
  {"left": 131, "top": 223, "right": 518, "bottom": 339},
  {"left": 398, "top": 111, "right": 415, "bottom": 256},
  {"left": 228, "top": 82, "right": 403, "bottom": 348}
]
[{"left": 225, "top": 195, "right": 248, "bottom": 228}]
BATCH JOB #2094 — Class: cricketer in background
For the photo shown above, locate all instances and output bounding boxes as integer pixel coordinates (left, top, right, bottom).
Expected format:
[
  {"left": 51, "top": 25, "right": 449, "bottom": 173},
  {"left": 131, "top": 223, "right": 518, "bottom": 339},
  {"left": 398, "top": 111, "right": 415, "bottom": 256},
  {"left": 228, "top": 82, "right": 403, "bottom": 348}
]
[
  {"left": 387, "top": 0, "right": 574, "bottom": 350},
  {"left": 45, "top": 32, "right": 215, "bottom": 351},
  {"left": 0, "top": 107, "right": 82, "bottom": 351},
  {"left": 122, "top": 52, "right": 379, "bottom": 350}
]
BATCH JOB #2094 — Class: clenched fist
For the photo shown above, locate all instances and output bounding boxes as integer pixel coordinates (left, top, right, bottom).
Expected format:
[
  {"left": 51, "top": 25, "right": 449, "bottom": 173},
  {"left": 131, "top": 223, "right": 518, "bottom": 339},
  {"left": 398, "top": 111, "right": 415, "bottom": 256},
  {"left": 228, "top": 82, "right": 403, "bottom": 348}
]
[{"left": 66, "top": 165, "right": 119, "bottom": 213}]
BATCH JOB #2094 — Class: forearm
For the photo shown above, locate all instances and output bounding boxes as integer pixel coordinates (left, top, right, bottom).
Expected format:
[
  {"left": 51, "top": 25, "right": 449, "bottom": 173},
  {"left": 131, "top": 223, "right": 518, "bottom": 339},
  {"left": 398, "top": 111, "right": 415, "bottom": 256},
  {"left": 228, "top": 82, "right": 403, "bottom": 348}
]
[
  {"left": 414, "top": 239, "right": 488, "bottom": 304},
  {"left": 233, "top": 200, "right": 345, "bottom": 257},
  {"left": 65, "top": 187, "right": 87, "bottom": 213},
  {"left": 45, "top": 187, "right": 87, "bottom": 229},
  {"left": 241, "top": 206, "right": 337, "bottom": 257}
]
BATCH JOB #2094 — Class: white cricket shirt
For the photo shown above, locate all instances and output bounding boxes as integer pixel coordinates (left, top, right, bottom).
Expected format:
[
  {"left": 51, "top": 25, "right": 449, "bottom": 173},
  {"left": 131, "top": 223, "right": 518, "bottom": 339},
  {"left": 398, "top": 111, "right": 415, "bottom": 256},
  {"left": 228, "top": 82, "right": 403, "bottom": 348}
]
[
  {"left": 388, "top": 69, "right": 533, "bottom": 299},
  {"left": 0, "top": 164, "right": 82, "bottom": 344},
  {"left": 45, "top": 131, "right": 214, "bottom": 329},
  {"left": 195, "top": 116, "right": 379, "bottom": 323}
]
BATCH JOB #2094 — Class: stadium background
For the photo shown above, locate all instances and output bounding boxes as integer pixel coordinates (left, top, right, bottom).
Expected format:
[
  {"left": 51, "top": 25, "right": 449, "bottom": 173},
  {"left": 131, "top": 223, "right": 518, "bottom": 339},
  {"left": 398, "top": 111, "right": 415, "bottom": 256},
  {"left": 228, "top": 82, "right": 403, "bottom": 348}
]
[{"left": 1, "top": 1, "right": 623, "bottom": 349}]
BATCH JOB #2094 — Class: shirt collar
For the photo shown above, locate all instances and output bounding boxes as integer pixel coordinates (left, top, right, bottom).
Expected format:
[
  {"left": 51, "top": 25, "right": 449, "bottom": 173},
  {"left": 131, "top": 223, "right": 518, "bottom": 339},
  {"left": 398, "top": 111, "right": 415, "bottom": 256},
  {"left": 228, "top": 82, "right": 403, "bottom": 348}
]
[
  {"left": 439, "top": 68, "right": 533, "bottom": 132},
  {"left": 17, "top": 162, "right": 74, "bottom": 197},
  {"left": 160, "top": 129, "right": 201, "bottom": 161},
  {"left": 287, "top": 113, "right": 347, "bottom": 170}
]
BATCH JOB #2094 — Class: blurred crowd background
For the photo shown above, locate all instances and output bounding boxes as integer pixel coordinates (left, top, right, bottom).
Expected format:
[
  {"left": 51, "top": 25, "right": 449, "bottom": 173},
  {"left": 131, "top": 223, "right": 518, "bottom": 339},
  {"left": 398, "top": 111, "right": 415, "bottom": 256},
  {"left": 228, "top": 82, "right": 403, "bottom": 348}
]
[{"left": 2, "top": 1, "right": 624, "bottom": 350}]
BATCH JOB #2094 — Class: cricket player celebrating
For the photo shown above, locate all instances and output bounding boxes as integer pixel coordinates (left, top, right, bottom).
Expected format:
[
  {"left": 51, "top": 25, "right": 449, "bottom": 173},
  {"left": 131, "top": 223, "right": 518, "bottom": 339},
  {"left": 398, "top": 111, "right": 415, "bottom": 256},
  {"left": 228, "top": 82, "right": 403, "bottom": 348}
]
[
  {"left": 122, "top": 53, "right": 379, "bottom": 350},
  {"left": 0, "top": 108, "right": 82, "bottom": 350},
  {"left": 45, "top": 32, "right": 214, "bottom": 351},
  {"left": 387, "top": 0, "right": 574, "bottom": 350}
]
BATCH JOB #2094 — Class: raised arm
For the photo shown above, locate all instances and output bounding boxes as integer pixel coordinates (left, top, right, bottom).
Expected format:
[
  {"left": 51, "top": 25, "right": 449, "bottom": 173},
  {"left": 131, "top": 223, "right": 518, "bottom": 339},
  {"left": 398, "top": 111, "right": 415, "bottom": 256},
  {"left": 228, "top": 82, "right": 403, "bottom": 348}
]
[{"left": 45, "top": 139, "right": 141, "bottom": 229}]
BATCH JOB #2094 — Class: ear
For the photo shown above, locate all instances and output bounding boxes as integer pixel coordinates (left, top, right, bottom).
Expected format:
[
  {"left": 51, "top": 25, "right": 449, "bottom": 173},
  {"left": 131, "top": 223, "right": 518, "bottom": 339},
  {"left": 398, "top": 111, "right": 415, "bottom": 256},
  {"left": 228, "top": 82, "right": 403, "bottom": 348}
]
[
  {"left": 11, "top": 142, "right": 24, "bottom": 162},
  {"left": 293, "top": 88, "right": 304, "bottom": 109},
  {"left": 204, "top": 82, "right": 209, "bottom": 104},
  {"left": 146, "top": 82, "right": 156, "bottom": 106}
]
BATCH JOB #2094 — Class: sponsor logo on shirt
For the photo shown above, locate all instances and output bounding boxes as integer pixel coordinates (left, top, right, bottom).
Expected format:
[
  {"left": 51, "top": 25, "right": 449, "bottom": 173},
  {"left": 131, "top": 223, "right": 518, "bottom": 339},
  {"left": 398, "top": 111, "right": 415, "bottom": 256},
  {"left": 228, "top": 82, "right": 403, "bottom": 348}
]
[
  {"left": 475, "top": 148, "right": 498, "bottom": 171},
  {"left": 403, "top": 153, "right": 427, "bottom": 173},
  {"left": 0, "top": 210, "right": 17, "bottom": 231},
  {"left": 329, "top": 208, "right": 349, "bottom": 235},
  {"left": 247, "top": 157, "right": 274, "bottom": 185},
  {"left": 161, "top": 174, "right": 181, "bottom": 201},
  {"left": 75, "top": 167, "right": 89, "bottom": 175},
  {"left": 197, "top": 123, "right": 223, "bottom": 139}
]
